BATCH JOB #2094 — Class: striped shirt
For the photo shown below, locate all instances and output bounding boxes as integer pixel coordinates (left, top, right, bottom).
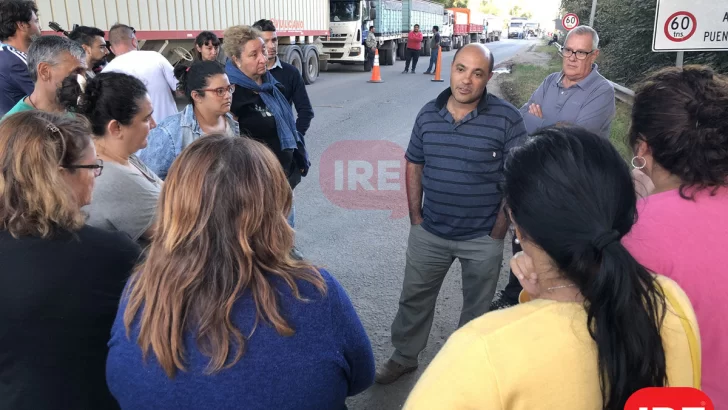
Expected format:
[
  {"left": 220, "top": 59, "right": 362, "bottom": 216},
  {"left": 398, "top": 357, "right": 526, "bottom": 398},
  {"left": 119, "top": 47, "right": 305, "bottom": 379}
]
[
  {"left": 0, "top": 44, "right": 34, "bottom": 117},
  {"left": 406, "top": 88, "right": 527, "bottom": 241}
]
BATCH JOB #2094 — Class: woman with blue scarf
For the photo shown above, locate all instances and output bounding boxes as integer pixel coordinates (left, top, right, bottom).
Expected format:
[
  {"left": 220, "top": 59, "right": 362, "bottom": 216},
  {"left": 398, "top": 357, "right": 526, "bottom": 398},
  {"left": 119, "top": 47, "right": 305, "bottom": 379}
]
[{"left": 222, "top": 25, "right": 309, "bottom": 190}]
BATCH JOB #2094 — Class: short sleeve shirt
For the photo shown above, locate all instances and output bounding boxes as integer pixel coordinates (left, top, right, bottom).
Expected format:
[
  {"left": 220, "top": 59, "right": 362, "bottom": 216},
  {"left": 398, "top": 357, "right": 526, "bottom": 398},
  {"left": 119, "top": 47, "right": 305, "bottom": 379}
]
[{"left": 83, "top": 155, "right": 162, "bottom": 244}]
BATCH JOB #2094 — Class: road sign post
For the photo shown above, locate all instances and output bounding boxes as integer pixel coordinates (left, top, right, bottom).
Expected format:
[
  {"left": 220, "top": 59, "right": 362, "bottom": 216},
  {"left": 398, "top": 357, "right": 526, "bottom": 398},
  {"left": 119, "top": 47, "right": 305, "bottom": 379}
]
[
  {"left": 653, "top": 0, "right": 728, "bottom": 59},
  {"left": 589, "top": 0, "right": 598, "bottom": 27},
  {"left": 562, "top": 13, "right": 579, "bottom": 31}
]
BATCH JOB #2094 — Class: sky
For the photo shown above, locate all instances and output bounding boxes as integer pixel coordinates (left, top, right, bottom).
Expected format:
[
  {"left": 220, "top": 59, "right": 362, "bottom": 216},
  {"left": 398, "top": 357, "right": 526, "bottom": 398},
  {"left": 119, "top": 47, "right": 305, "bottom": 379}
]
[{"left": 468, "top": 0, "right": 562, "bottom": 28}]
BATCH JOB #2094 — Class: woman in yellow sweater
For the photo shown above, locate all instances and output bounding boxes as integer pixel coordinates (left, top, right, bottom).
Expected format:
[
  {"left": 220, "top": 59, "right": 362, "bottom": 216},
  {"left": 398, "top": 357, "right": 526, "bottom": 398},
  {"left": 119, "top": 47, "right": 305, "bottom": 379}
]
[{"left": 404, "top": 126, "right": 701, "bottom": 410}]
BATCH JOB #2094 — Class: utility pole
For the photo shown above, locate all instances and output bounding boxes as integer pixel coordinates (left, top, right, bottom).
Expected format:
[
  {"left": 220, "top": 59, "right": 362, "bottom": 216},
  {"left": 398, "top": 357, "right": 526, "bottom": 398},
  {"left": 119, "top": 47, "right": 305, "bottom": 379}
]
[{"left": 589, "top": 0, "right": 598, "bottom": 26}]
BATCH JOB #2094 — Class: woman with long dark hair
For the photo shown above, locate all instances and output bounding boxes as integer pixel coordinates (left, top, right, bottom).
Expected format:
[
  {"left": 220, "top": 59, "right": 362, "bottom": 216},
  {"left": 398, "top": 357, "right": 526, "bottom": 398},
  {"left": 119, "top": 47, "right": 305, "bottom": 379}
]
[
  {"left": 404, "top": 126, "right": 700, "bottom": 410},
  {"left": 106, "top": 135, "right": 374, "bottom": 409},
  {"left": 194, "top": 31, "right": 220, "bottom": 62},
  {"left": 622, "top": 65, "right": 728, "bottom": 406},
  {"left": 139, "top": 60, "right": 239, "bottom": 179}
]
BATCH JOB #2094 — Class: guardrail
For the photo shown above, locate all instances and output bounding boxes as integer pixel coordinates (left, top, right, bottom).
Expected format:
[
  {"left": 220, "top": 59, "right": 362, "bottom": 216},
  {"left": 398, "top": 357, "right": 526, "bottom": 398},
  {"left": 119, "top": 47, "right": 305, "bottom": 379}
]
[{"left": 551, "top": 43, "right": 635, "bottom": 105}]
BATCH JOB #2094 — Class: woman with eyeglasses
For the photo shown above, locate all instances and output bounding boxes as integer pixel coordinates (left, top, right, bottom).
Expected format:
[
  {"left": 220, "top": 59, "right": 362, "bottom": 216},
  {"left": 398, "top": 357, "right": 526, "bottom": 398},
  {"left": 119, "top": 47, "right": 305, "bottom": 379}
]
[
  {"left": 0, "top": 111, "right": 141, "bottom": 410},
  {"left": 138, "top": 60, "right": 239, "bottom": 180},
  {"left": 60, "top": 72, "right": 162, "bottom": 246}
]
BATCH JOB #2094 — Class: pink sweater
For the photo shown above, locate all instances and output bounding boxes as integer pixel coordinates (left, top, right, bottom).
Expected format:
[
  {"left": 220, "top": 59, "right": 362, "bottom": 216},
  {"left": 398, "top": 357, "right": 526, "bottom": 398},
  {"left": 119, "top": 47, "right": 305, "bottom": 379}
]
[
  {"left": 623, "top": 186, "right": 728, "bottom": 406},
  {"left": 407, "top": 31, "right": 423, "bottom": 50}
]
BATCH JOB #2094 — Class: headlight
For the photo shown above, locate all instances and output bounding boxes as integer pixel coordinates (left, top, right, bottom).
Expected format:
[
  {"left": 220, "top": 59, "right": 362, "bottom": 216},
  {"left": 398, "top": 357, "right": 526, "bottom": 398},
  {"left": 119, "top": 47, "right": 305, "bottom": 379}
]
[{"left": 351, "top": 47, "right": 361, "bottom": 53}]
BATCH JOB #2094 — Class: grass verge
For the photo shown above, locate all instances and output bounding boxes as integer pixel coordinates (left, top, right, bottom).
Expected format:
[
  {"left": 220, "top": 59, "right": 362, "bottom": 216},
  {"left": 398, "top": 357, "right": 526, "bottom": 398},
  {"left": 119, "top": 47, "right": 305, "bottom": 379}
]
[{"left": 498, "top": 42, "right": 633, "bottom": 161}]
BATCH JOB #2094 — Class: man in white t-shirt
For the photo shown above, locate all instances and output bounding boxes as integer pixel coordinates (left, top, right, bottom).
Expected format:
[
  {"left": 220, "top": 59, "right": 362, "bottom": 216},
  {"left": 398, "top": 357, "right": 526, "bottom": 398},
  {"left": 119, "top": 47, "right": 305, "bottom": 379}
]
[{"left": 102, "top": 24, "right": 178, "bottom": 123}]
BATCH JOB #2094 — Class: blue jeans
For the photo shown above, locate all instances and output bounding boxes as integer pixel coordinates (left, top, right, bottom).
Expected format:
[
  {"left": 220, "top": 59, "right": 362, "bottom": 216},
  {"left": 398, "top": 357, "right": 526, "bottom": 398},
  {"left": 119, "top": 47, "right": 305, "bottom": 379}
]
[
  {"left": 426, "top": 48, "right": 439, "bottom": 73},
  {"left": 287, "top": 192, "right": 296, "bottom": 228}
]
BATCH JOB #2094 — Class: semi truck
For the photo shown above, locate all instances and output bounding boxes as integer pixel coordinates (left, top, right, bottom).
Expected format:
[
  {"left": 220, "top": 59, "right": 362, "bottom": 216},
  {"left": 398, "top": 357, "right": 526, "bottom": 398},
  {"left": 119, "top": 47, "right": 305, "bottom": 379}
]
[
  {"left": 484, "top": 15, "right": 504, "bottom": 42},
  {"left": 36, "top": 0, "right": 330, "bottom": 84},
  {"left": 322, "top": 0, "right": 444, "bottom": 70},
  {"left": 444, "top": 7, "right": 486, "bottom": 49},
  {"left": 508, "top": 17, "right": 528, "bottom": 39}
]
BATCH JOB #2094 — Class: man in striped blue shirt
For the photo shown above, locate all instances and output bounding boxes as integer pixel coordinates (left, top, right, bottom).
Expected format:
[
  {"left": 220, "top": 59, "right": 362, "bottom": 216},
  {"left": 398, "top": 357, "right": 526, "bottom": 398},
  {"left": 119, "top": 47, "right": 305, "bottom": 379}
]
[{"left": 376, "top": 43, "right": 527, "bottom": 384}]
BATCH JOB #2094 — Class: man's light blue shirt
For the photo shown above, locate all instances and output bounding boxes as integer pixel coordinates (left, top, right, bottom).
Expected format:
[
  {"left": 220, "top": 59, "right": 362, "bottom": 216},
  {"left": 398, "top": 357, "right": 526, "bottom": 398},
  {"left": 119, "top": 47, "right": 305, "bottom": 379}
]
[{"left": 519, "top": 64, "right": 616, "bottom": 139}]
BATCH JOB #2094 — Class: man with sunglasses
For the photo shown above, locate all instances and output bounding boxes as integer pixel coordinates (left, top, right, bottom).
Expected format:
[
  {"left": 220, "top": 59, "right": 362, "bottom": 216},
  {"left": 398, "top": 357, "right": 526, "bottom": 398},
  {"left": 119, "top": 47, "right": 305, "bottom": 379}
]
[{"left": 490, "top": 25, "right": 615, "bottom": 312}]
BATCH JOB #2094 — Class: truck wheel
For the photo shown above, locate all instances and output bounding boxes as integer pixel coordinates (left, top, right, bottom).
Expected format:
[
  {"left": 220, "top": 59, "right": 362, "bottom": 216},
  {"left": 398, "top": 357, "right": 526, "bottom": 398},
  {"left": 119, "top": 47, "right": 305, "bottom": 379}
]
[
  {"left": 302, "top": 46, "right": 319, "bottom": 85},
  {"left": 289, "top": 51, "right": 303, "bottom": 74},
  {"left": 386, "top": 47, "right": 396, "bottom": 65},
  {"left": 280, "top": 45, "right": 303, "bottom": 74},
  {"left": 397, "top": 43, "right": 405, "bottom": 60}
]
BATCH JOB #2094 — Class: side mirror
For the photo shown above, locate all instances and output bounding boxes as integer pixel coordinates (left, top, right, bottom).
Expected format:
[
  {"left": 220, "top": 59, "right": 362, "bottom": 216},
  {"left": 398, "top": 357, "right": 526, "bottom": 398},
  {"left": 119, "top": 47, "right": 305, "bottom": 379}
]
[
  {"left": 369, "top": 1, "right": 376, "bottom": 8},
  {"left": 370, "top": 9, "right": 377, "bottom": 19}
]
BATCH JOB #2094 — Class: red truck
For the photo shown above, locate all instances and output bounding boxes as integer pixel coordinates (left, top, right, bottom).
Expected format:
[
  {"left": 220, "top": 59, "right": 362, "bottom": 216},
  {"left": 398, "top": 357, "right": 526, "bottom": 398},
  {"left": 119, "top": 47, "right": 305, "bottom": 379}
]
[{"left": 444, "top": 7, "right": 486, "bottom": 50}]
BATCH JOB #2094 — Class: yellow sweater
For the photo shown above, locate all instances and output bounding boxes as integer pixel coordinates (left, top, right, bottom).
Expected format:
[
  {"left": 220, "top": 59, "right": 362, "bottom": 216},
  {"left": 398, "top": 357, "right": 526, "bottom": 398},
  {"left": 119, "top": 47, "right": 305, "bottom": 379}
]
[{"left": 404, "top": 275, "right": 700, "bottom": 410}]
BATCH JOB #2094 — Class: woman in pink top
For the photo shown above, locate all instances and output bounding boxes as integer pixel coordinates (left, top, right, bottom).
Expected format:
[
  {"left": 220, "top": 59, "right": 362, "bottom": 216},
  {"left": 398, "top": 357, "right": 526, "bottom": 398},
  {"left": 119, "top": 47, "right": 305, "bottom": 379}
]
[
  {"left": 623, "top": 65, "right": 728, "bottom": 406},
  {"left": 403, "top": 24, "right": 423, "bottom": 73}
]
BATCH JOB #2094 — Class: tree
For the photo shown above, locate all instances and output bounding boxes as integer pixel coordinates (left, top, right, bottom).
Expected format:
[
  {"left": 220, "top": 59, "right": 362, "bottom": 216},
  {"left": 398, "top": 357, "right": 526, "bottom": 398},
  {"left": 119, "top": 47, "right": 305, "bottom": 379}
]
[
  {"left": 560, "top": 0, "right": 728, "bottom": 86},
  {"left": 433, "top": 0, "right": 469, "bottom": 7},
  {"left": 509, "top": 5, "right": 531, "bottom": 18},
  {"left": 480, "top": 0, "right": 502, "bottom": 15}
]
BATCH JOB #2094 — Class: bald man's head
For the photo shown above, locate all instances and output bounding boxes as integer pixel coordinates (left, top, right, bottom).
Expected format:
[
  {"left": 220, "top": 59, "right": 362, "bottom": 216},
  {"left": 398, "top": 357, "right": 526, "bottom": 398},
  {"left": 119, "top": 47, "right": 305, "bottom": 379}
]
[
  {"left": 108, "top": 23, "right": 137, "bottom": 55},
  {"left": 449, "top": 43, "right": 494, "bottom": 106},
  {"left": 452, "top": 43, "right": 494, "bottom": 74}
]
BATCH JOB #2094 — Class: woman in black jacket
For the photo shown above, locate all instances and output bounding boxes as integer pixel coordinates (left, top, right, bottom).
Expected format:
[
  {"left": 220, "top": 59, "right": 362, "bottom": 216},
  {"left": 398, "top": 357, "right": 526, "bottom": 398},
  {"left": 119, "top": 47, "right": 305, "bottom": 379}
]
[{"left": 222, "top": 24, "right": 309, "bottom": 190}]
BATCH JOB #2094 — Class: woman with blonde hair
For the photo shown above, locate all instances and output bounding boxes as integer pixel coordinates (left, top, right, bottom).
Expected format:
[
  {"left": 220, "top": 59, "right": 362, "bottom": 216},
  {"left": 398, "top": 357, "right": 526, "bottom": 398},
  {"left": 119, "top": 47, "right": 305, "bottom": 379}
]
[
  {"left": 107, "top": 135, "right": 374, "bottom": 409},
  {"left": 0, "top": 111, "right": 141, "bottom": 409}
]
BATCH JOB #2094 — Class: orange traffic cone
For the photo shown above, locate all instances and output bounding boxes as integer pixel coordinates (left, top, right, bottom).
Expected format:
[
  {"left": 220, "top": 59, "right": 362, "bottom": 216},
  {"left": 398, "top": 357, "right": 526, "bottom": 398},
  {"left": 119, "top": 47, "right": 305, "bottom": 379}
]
[
  {"left": 431, "top": 45, "right": 444, "bottom": 82},
  {"left": 367, "top": 48, "right": 383, "bottom": 83}
]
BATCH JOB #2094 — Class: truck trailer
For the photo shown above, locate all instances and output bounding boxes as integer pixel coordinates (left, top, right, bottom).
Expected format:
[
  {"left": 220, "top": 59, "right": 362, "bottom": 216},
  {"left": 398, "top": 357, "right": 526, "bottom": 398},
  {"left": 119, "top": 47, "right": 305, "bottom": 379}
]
[
  {"left": 484, "top": 15, "right": 503, "bottom": 42},
  {"left": 36, "top": 0, "right": 330, "bottom": 84},
  {"left": 322, "top": 0, "right": 444, "bottom": 70},
  {"left": 444, "top": 7, "right": 485, "bottom": 49}
]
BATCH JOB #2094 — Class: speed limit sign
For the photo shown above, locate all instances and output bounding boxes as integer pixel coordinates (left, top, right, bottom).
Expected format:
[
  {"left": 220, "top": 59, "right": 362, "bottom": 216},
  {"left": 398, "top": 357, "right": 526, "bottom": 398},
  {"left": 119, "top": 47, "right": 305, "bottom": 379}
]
[
  {"left": 652, "top": 0, "right": 727, "bottom": 52},
  {"left": 663, "top": 11, "right": 697, "bottom": 42},
  {"left": 562, "top": 13, "right": 579, "bottom": 31}
]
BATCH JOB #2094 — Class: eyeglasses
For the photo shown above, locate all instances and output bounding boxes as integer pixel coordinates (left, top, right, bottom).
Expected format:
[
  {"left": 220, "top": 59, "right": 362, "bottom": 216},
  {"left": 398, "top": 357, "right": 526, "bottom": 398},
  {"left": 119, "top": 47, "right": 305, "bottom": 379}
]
[
  {"left": 197, "top": 85, "right": 236, "bottom": 97},
  {"left": 560, "top": 47, "right": 595, "bottom": 60},
  {"left": 63, "top": 158, "right": 104, "bottom": 177}
]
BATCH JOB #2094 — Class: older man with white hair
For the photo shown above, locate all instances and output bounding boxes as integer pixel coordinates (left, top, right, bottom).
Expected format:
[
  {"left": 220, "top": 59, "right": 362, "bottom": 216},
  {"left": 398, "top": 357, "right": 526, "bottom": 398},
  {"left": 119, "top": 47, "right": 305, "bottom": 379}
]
[
  {"left": 520, "top": 25, "right": 615, "bottom": 138},
  {"left": 490, "top": 25, "right": 616, "bottom": 312}
]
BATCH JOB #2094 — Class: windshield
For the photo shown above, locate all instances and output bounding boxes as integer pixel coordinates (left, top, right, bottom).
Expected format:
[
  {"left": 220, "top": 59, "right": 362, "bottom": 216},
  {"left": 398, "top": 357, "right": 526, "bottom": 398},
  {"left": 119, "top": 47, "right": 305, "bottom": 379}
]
[
  {"left": 331, "top": 1, "right": 361, "bottom": 22},
  {"left": 510, "top": 22, "right": 523, "bottom": 27}
]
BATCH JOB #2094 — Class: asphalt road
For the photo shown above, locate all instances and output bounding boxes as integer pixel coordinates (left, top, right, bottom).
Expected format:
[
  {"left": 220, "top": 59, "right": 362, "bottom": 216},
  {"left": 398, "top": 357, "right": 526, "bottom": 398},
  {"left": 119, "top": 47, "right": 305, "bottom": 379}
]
[{"left": 292, "top": 38, "right": 534, "bottom": 410}]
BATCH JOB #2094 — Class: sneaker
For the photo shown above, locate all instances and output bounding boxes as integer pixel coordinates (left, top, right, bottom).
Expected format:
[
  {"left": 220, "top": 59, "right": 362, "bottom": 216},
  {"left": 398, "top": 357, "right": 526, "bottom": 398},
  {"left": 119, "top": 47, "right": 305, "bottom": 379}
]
[
  {"left": 402, "top": 69, "right": 409, "bottom": 73},
  {"left": 290, "top": 247, "right": 304, "bottom": 261},
  {"left": 411, "top": 70, "right": 416, "bottom": 74},
  {"left": 375, "top": 359, "right": 418, "bottom": 385},
  {"left": 423, "top": 71, "right": 432, "bottom": 75},
  {"left": 489, "top": 291, "right": 517, "bottom": 311}
]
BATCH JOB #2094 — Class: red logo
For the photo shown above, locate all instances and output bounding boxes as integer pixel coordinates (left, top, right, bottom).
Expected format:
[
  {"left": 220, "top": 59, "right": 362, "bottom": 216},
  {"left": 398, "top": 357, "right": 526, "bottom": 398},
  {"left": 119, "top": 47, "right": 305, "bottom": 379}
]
[
  {"left": 319, "top": 140, "right": 408, "bottom": 219},
  {"left": 625, "top": 387, "right": 713, "bottom": 410}
]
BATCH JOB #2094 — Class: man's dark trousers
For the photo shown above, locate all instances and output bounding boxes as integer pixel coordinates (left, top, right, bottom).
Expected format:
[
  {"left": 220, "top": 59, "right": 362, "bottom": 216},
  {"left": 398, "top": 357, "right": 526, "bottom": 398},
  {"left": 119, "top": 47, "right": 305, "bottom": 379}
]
[
  {"left": 501, "top": 236, "right": 523, "bottom": 303},
  {"left": 404, "top": 48, "right": 420, "bottom": 72}
]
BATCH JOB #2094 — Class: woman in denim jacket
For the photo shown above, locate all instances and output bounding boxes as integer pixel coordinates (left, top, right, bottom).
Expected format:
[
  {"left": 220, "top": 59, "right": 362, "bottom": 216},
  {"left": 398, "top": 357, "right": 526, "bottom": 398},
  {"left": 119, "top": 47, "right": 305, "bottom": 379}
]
[{"left": 138, "top": 60, "right": 239, "bottom": 179}]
